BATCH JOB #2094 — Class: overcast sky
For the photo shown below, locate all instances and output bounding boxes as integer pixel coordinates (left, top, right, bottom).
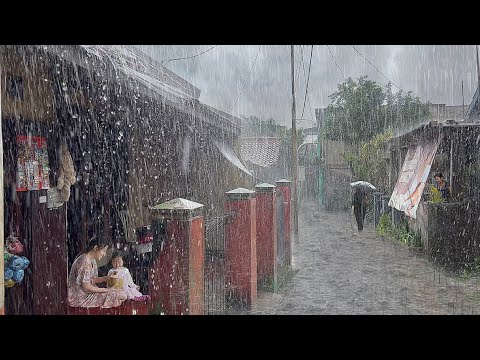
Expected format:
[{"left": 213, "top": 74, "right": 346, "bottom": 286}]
[{"left": 136, "top": 45, "right": 479, "bottom": 128}]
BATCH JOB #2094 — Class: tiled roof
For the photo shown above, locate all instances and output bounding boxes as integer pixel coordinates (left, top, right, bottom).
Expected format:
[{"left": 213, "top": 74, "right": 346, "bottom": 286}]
[{"left": 240, "top": 137, "right": 281, "bottom": 167}]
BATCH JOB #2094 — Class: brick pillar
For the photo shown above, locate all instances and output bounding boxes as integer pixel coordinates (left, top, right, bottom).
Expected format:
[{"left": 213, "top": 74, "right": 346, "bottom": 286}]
[
  {"left": 225, "top": 188, "right": 257, "bottom": 308},
  {"left": 276, "top": 179, "right": 292, "bottom": 267},
  {"left": 254, "top": 183, "right": 277, "bottom": 291},
  {"left": 148, "top": 198, "right": 204, "bottom": 315}
]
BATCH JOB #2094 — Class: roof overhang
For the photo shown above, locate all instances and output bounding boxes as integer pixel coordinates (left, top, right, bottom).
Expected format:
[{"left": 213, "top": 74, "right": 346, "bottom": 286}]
[
  {"left": 388, "top": 120, "right": 480, "bottom": 149},
  {"left": 11, "top": 45, "right": 241, "bottom": 134}
]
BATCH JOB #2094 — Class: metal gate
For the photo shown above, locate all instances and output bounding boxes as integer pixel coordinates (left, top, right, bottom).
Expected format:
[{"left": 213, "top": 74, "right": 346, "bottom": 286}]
[
  {"left": 276, "top": 191, "right": 286, "bottom": 267},
  {"left": 204, "top": 213, "right": 231, "bottom": 315}
]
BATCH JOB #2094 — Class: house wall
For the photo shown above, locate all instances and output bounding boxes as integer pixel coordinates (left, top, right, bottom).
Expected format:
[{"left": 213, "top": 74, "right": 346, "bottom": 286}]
[
  {"left": 390, "top": 124, "right": 480, "bottom": 270},
  {"left": 324, "top": 139, "right": 353, "bottom": 211},
  {"left": 1, "top": 47, "right": 70, "bottom": 315},
  {"left": 407, "top": 199, "right": 480, "bottom": 271},
  {"left": 406, "top": 201, "right": 429, "bottom": 249},
  {"left": 425, "top": 200, "right": 480, "bottom": 270},
  {"left": 1, "top": 48, "right": 53, "bottom": 122},
  {"left": 125, "top": 93, "right": 250, "bottom": 242}
]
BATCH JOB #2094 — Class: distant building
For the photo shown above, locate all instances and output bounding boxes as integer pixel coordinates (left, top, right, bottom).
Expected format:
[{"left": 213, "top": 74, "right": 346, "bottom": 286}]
[
  {"left": 427, "top": 103, "right": 466, "bottom": 122},
  {"left": 315, "top": 107, "right": 353, "bottom": 210}
]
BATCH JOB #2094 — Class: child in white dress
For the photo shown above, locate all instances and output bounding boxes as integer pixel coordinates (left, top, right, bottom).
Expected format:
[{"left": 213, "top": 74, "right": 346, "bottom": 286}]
[{"left": 107, "top": 253, "right": 148, "bottom": 301}]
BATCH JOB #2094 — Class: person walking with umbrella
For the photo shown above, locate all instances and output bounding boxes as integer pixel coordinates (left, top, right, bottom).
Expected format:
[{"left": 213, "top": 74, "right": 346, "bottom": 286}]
[{"left": 350, "top": 181, "right": 376, "bottom": 232}]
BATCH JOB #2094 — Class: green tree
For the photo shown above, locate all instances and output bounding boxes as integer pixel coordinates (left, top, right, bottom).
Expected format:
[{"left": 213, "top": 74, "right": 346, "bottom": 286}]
[
  {"left": 344, "top": 131, "right": 393, "bottom": 193},
  {"left": 324, "top": 76, "right": 430, "bottom": 144}
]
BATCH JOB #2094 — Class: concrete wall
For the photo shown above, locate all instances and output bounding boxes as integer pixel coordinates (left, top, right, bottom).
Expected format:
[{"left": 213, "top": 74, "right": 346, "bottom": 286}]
[
  {"left": 1, "top": 49, "right": 55, "bottom": 122},
  {"left": 428, "top": 104, "right": 466, "bottom": 122},
  {"left": 409, "top": 199, "right": 480, "bottom": 270},
  {"left": 407, "top": 201, "right": 430, "bottom": 250}
]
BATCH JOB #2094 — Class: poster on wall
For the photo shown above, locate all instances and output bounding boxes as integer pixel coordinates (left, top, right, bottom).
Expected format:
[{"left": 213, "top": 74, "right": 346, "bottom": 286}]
[
  {"left": 16, "top": 135, "right": 50, "bottom": 192},
  {"left": 388, "top": 140, "right": 439, "bottom": 219}
]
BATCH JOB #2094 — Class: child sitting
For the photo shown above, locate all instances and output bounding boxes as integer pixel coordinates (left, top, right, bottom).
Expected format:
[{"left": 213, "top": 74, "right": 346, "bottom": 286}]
[{"left": 107, "top": 252, "right": 149, "bottom": 301}]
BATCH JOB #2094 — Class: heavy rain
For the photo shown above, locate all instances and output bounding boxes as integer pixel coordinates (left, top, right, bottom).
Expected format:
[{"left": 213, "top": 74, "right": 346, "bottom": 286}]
[{"left": 2, "top": 44, "right": 480, "bottom": 316}]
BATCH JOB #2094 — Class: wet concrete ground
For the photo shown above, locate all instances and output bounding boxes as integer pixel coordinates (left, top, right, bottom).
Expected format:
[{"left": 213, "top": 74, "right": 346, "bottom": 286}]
[{"left": 248, "top": 202, "right": 480, "bottom": 315}]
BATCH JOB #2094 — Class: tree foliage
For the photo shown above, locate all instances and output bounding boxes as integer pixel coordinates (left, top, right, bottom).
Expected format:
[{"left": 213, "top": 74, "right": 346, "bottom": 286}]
[
  {"left": 324, "top": 75, "right": 430, "bottom": 144},
  {"left": 344, "top": 131, "right": 393, "bottom": 193}
]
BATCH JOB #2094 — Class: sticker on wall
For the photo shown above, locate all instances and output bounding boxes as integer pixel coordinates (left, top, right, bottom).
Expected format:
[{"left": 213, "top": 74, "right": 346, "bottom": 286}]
[{"left": 47, "top": 188, "right": 64, "bottom": 209}]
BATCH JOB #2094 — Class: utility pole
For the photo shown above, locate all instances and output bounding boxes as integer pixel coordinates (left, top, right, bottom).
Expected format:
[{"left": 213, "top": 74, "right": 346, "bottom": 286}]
[
  {"left": 290, "top": 45, "right": 299, "bottom": 244},
  {"left": 462, "top": 80, "right": 465, "bottom": 119},
  {"left": 316, "top": 108, "right": 325, "bottom": 212}
]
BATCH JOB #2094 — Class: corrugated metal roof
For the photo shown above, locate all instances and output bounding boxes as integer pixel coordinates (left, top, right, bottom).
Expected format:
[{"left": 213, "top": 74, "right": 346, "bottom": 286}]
[
  {"left": 388, "top": 120, "right": 480, "bottom": 148},
  {"left": 78, "top": 45, "right": 200, "bottom": 101},
  {"left": 34, "top": 45, "right": 241, "bottom": 133}
]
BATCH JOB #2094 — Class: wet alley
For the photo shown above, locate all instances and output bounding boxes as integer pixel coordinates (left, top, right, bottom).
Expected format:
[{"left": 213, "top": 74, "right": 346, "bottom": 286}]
[
  {"left": 3, "top": 45, "right": 480, "bottom": 316},
  {"left": 248, "top": 202, "right": 480, "bottom": 315}
]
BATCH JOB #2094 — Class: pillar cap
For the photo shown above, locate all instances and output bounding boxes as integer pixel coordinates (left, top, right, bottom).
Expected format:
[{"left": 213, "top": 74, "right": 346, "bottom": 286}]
[
  {"left": 276, "top": 179, "right": 291, "bottom": 185},
  {"left": 226, "top": 187, "right": 256, "bottom": 200},
  {"left": 255, "top": 183, "right": 276, "bottom": 193},
  {"left": 149, "top": 198, "right": 204, "bottom": 220}
]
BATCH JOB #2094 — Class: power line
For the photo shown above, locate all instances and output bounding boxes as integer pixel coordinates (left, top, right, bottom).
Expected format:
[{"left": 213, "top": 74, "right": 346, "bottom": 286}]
[
  {"left": 297, "top": 46, "right": 305, "bottom": 87},
  {"left": 327, "top": 45, "right": 345, "bottom": 79},
  {"left": 230, "top": 45, "right": 262, "bottom": 113},
  {"left": 301, "top": 45, "right": 314, "bottom": 120},
  {"left": 297, "top": 46, "right": 314, "bottom": 122},
  {"left": 305, "top": 78, "right": 316, "bottom": 126},
  {"left": 161, "top": 45, "right": 219, "bottom": 67},
  {"left": 299, "top": 46, "right": 316, "bottom": 126},
  {"left": 350, "top": 45, "right": 405, "bottom": 93}
]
